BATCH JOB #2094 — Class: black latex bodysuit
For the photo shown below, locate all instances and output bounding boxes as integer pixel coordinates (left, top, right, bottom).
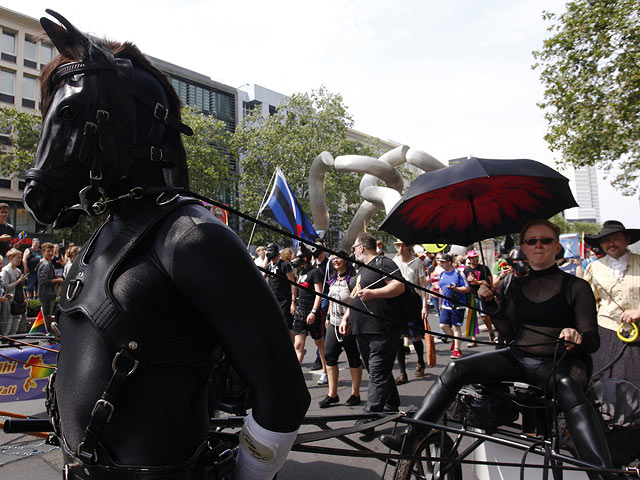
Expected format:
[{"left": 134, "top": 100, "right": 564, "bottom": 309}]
[
  {"left": 52, "top": 197, "right": 309, "bottom": 473},
  {"left": 407, "top": 265, "right": 613, "bottom": 479}
]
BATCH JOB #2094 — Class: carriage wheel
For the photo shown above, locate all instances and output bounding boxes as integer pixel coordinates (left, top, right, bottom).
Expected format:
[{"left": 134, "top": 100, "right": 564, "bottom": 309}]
[{"left": 393, "top": 430, "right": 462, "bottom": 480}]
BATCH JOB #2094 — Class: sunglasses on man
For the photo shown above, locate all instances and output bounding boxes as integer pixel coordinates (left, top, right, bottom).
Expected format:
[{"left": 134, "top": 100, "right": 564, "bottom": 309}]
[{"left": 523, "top": 237, "right": 555, "bottom": 246}]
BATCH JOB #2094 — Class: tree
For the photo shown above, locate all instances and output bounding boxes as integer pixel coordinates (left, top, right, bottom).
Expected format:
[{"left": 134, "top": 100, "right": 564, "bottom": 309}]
[
  {"left": 181, "top": 106, "right": 235, "bottom": 201},
  {"left": 549, "top": 214, "right": 601, "bottom": 236},
  {"left": 233, "top": 87, "right": 379, "bottom": 247},
  {"left": 0, "top": 107, "right": 41, "bottom": 177},
  {"left": 532, "top": 0, "right": 640, "bottom": 195}
]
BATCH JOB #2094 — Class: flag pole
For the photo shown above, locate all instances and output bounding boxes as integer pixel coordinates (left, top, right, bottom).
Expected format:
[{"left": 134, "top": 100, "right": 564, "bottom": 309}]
[{"left": 247, "top": 168, "right": 277, "bottom": 249}]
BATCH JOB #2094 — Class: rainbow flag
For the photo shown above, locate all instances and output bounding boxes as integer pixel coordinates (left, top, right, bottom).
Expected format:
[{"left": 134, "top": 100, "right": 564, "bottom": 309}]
[{"left": 29, "top": 308, "right": 48, "bottom": 334}]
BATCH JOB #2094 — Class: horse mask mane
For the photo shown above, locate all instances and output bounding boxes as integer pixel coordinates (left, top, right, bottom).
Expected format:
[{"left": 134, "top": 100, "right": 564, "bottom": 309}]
[{"left": 24, "top": 10, "right": 193, "bottom": 228}]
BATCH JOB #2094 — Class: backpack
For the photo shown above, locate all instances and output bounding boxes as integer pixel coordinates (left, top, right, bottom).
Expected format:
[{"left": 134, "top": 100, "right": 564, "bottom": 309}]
[{"left": 377, "top": 256, "right": 423, "bottom": 326}]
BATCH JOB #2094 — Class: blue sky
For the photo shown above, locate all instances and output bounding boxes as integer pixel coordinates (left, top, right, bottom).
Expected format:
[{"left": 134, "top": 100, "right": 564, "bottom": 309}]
[{"left": 7, "top": 0, "right": 638, "bottom": 227}]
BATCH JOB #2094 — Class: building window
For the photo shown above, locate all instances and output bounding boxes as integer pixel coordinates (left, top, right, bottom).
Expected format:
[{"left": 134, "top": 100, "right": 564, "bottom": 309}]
[
  {"left": 0, "top": 69, "right": 14, "bottom": 104},
  {"left": 40, "top": 43, "right": 53, "bottom": 68},
  {"left": 1, "top": 30, "right": 15, "bottom": 63},
  {"left": 242, "top": 100, "right": 261, "bottom": 118},
  {"left": 268, "top": 105, "right": 277, "bottom": 116},
  {"left": 22, "top": 75, "right": 36, "bottom": 109},
  {"left": 0, "top": 122, "right": 11, "bottom": 146},
  {"left": 24, "top": 37, "right": 37, "bottom": 69}
]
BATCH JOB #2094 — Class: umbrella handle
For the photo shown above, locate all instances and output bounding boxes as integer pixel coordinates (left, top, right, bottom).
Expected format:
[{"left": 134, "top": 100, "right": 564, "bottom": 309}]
[{"left": 617, "top": 322, "right": 639, "bottom": 343}]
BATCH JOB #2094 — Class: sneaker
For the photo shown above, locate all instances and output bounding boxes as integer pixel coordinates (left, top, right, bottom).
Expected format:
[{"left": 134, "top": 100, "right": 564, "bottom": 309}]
[
  {"left": 395, "top": 373, "right": 408, "bottom": 385},
  {"left": 311, "top": 359, "right": 323, "bottom": 371},
  {"left": 345, "top": 394, "right": 361, "bottom": 407},
  {"left": 451, "top": 349, "right": 462, "bottom": 359},
  {"left": 468, "top": 341, "right": 478, "bottom": 348},
  {"left": 437, "top": 336, "right": 448, "bottom": 343},
  {"left": 414, "top": 364, "right": 425, "bottom": 378},
  {"left": 319, "top": 395, "right": 339, "bottom": 408},
  {"left": 317, "top": 371, "right": 328, "bottom": 385}
]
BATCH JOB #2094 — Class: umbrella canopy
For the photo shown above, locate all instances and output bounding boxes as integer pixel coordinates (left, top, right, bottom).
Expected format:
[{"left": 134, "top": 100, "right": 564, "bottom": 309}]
[{"left": 380, "top": 157, "right": 577, "bottom": 246}]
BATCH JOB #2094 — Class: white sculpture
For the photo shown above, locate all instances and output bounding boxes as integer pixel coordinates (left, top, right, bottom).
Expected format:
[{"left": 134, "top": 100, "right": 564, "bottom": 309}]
[{"left": 308, "top": 146, "right": 445, "bottom": 250}]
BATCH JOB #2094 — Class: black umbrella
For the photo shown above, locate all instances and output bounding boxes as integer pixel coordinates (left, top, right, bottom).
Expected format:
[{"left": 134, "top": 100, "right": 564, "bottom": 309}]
[{"left": 380, "top": 157, "right": 577, "bottom": 246}]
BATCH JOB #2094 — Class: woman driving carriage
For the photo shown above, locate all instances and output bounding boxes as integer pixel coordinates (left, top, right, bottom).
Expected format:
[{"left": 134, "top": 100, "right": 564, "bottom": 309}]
[{"left": 380, "top": 219, "right": 614, "bottom": 480}]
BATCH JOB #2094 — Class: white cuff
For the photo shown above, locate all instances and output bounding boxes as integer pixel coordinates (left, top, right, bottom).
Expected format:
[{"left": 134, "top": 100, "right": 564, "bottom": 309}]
[{"left": 233, "top": 412, "right": 298, "bottom": 480}]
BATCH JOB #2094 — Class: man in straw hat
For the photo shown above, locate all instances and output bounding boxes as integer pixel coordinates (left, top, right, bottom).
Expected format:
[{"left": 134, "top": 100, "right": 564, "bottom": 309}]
[{"left": 584, "top": 220, "right": 640, "bottom": 387}]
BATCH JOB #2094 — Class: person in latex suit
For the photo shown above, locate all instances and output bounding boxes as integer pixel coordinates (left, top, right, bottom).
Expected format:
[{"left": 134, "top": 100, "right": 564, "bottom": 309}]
[{"left": 380, "top": 219, "right": 613, "bottom": 479}]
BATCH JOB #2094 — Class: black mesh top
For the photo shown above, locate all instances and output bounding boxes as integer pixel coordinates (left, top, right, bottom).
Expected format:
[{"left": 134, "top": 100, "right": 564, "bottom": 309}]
[{"left": 486, "top": 264, "right": 599, "bottom": 357}]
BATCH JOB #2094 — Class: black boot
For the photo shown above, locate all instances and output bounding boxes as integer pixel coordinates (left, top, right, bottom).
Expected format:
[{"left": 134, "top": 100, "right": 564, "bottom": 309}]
[
  {"left": 379, "top": 425, "right": 419, "bottom": 452},
  {"left": 379, "top": 377, "right": 455, "bottom": 452},
  {"left": 564, "top": 403, "right": 614, "bottom": 480}
]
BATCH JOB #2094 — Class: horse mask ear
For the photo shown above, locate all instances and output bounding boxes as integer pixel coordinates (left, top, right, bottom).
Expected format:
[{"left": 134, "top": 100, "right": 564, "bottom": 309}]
[{"left": 40, "top": 9, "right": 105, "bottom": 61}]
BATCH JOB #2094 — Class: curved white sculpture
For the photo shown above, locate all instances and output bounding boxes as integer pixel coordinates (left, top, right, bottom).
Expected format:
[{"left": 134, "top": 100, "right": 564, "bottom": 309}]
[{"left": 308, "top": 145, "right": 446, "bottom": 250}]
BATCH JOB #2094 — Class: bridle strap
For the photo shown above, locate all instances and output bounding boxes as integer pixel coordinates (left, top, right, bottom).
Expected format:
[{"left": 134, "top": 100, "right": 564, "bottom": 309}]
[{"left": 51, "top": 60, "right": 194, "bottom": 137}]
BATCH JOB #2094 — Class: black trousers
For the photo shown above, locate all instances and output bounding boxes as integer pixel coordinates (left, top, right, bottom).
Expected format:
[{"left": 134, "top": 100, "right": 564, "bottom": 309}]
[{"left": 356, "top": 332, "right": 400, "bottom": 413}]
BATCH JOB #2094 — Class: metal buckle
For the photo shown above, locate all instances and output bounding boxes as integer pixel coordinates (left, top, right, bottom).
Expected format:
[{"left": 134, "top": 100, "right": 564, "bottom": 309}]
[
  {"left": 111, "top": 351, "right": 139, "bottom": 377},
  {"left": 154, "top": 103, "right": 169, "bottom": 123},
  {"left": 76, "top": 441, "right": 98, "bottom": 463},
  {"left": 96, "top": 109, "right": 110, "bottom": 124},
  {"left": 89, "top": 170, "right": 102, "bottom": 181},
  {"left": 91, "top": 399, "right": 115, "bottom": 423},
  {"left": 150, "top": 146, "right": 163, "bottom": 162},
  {"left": 66, "top": 280, "right": 82, "bottom": 301},
  {"left": 83, "top": 121, "right": 98, "bottom": 135}
]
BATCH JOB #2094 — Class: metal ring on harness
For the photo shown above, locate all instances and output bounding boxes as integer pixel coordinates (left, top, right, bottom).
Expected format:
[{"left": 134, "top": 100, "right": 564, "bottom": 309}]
[
  {"left": 112, "top": 351, "right": 139, "bottom": 376},
  {"left": 156, "top": 191, "right": 179, "bottom": 206},
  {"left": 617, "top": 322, "right": 639, "bottom": 343}
]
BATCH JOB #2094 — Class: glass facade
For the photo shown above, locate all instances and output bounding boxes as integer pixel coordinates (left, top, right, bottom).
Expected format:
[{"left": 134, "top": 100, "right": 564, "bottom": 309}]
[{"left": 170, "top": 77, "right": 235, "bottom": 132}]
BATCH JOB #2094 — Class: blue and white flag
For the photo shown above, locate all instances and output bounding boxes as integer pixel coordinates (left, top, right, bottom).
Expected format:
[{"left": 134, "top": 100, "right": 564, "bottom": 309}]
[{"left": 259, "top": 167, "right": 317, "bottom": 247}]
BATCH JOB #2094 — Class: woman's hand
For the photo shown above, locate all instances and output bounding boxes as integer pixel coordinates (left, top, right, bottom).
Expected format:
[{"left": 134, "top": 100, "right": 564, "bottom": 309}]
[
  {"left": 621, "top": 309, "right": 640, "bottom": 324},
  {"left": 290, "top": 302, "right": 296, "bottom": 316},
  {"left": 559, "top": 328, "right": 582, "bottom": 350},
  {"left": 306, "top": 312, "right": 316, "bottom": 325}
]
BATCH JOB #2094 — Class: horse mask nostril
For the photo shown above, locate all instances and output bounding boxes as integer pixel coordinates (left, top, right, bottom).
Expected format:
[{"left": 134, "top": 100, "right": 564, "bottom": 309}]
[{"left": 23, "top": 182, "right": 59, "bottom": 225}]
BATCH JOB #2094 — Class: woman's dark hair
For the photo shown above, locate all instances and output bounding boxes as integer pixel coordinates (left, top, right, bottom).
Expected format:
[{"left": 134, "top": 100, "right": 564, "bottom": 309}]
[{"left": 327, "top": 249, "right": 355, "bottom": 285}]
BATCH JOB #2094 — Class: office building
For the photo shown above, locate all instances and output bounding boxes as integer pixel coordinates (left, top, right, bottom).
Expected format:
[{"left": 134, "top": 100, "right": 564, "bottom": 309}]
[{"left": 565, "top": 166, "right": 601, "bottom": 224}]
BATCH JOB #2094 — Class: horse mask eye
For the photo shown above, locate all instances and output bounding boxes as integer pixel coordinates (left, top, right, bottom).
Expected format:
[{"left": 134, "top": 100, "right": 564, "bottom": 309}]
[{"left": 58, "top": 105, "right": 76, "bottom": 121}]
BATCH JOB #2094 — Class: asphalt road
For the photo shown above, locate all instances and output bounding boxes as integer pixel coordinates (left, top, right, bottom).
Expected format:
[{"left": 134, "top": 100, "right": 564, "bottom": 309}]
[{"left": 0, "top": 312, "right": 495, "bottom": 479}]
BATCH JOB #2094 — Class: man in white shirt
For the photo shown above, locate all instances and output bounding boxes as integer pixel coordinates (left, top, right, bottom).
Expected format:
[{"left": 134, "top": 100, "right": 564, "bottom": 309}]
[{"left": 584, "top": 220, "right": 640, "bottom": 387}]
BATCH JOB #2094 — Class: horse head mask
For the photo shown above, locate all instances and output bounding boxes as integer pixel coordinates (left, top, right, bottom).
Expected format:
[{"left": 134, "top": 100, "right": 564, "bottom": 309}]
[{"left": 24, "top": 10, "right": 193, "bottom": 228}]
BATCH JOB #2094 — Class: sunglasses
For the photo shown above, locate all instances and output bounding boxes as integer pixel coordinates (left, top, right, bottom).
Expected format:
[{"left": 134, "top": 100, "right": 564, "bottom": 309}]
[{"left": 523, "top": 237, "right": 555, "bottom": 246}]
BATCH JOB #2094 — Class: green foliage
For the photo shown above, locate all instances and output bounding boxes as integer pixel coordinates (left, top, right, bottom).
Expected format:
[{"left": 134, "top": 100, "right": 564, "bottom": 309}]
[
  {"left": 181, "top": 106, "right": 236, "bottom": 202},
  {"left": 0, "top": 107, "right": 41, "bottom": 177},
  {"left": 27, "top": 299, "right": 41, "bottom": 317},
  {"left": 533, "top": 0, "right": 640, "bottom": 195},
  {"left": 549, "top": 214, "right": 601, "bottom": 236},
  {"left": 234, "top": 86, "right": 379, "bottom": 247}
]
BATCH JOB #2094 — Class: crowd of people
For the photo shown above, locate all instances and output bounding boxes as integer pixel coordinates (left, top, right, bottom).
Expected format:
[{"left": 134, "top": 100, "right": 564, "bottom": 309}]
[
  {"left": 0, "top": 203, "right": 80, "bottom": 336},
  {"left": 253, "top": 218, "right": 639, "bottom": 476}
]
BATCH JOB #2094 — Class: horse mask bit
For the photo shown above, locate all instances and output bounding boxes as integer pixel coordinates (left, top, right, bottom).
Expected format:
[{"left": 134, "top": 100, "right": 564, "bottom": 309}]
[{"left": 24, "top": 10, "right": 193, "bottom": 228}]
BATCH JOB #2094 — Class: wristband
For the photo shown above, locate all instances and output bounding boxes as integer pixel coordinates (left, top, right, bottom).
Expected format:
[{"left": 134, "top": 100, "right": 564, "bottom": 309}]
[{"left": 311, "top": 309, "right": 317, "bottom": 314}]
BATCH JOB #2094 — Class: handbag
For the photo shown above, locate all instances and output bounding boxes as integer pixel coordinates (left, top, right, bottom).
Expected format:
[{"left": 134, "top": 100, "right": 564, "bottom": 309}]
[{"left": 10, "top": 282, "right": 26, "bottom": 315}]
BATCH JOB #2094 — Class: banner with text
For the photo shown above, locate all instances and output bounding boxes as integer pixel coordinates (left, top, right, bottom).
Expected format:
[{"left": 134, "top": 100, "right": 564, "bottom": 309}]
[{"left": 0, "top": 344, "right": 58, "bottom": 403}]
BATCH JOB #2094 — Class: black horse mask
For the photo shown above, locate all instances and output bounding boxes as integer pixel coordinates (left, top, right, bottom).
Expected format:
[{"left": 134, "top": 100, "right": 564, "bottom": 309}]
[{"left": 24, "top": 10, "right": 193, "bottom": 228}]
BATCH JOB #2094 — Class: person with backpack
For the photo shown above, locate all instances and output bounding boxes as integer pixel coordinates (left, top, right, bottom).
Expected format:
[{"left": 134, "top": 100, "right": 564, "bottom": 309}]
[
  {"left": 393, "top": 239, "right": 428, "bottom": 384},
  {"left": 438, "top": 253, "right": 470, "bottom": 359}
]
